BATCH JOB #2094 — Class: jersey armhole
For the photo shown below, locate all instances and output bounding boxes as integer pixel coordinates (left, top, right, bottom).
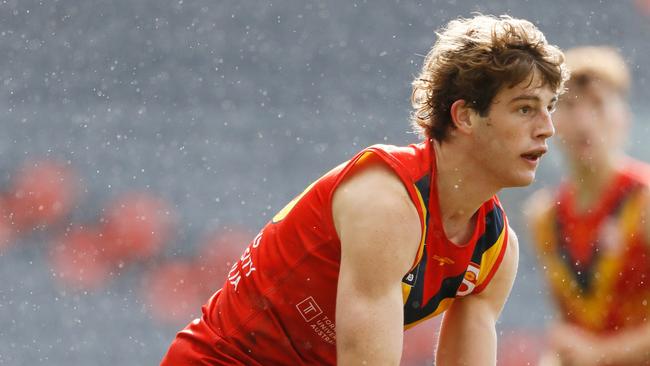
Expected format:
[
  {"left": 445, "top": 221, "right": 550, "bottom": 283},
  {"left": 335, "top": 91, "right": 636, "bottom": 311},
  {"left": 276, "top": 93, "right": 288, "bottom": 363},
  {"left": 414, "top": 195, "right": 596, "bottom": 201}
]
[{"left": 472, "top": 213, "right": 509, "bottom": 295}]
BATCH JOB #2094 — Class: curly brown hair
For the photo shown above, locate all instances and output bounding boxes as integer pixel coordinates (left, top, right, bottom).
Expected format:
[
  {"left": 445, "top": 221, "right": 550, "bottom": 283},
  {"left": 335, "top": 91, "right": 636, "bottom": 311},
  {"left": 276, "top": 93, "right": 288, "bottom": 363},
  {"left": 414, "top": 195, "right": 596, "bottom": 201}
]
[{"left": 411, "top": 15, "right": 569, "bottom": 141}]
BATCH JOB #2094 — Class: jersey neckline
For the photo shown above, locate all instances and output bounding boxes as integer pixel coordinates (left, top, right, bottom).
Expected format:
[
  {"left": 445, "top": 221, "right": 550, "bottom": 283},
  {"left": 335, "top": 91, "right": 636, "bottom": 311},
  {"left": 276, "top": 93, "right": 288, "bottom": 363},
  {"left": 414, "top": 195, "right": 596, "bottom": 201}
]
[{"left": 427, "top": 139, "right": 487, "bottom": 249}]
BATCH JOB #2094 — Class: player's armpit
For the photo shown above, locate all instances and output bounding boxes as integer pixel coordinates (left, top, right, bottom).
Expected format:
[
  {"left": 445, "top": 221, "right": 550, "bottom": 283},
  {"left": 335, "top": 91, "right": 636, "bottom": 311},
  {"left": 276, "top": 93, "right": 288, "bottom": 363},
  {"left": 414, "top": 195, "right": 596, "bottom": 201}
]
[
  {"left": 436, "top": 227, "right": 519, "bottom": 366},
  {"left": 332, "top": 159, "right": 422, "bottom": 366}
]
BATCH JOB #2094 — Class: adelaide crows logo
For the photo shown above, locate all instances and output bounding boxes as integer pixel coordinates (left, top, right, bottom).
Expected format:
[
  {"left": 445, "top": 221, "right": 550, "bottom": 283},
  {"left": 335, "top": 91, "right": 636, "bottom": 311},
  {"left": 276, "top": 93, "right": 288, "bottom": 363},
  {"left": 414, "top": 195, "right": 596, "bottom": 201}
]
[{"left": 456, "top": 262, "right": 480, "bottom": 296}]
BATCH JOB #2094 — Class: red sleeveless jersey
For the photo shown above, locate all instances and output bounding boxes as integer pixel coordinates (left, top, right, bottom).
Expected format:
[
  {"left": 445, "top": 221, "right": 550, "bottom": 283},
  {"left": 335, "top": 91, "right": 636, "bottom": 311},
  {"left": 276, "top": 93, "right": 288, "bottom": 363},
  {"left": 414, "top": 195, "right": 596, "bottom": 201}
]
[
  {"left": 532, "top": 160, "right": 650, "bottom": 335},
  {"left": 162, "top": 141, "right": 509, "bottom": 365}
]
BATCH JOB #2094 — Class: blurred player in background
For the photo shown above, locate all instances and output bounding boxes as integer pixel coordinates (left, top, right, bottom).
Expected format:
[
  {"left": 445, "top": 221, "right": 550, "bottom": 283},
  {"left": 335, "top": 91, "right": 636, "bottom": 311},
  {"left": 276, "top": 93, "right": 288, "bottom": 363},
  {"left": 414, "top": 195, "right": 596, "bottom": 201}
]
[
  {"left": 162, "top": 14, "right": 567, "bottom": 365},
  {"left": 527, "top": 46, "right": 650, "bottom": 366}
]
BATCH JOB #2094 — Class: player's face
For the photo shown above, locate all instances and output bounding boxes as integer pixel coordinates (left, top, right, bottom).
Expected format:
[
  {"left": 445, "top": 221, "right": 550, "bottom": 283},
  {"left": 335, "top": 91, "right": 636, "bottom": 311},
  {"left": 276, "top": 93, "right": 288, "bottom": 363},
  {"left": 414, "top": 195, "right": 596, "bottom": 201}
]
[
  {"left": 470, "top": 72, "right": 558, "bottom": 188},
  {"left": 552, "top": 80, "right": 628, "bottom": 168}
]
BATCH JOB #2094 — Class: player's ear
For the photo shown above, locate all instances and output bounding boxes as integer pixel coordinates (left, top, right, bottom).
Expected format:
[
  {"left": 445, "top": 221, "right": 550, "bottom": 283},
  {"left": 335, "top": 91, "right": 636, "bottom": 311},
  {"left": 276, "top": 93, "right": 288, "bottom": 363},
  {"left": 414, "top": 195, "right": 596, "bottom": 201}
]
[{"left": 450, "top": 99, "right": 474, "bottom": 134}]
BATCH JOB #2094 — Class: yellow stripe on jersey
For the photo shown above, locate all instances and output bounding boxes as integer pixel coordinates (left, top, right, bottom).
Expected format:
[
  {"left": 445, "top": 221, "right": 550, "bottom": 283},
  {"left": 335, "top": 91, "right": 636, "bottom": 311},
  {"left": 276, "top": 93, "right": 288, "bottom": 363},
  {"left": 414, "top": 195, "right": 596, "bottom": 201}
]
[
  {"left": 355, "top": 151, "right": 375, "bottom": 165},
  {"left": 401, "top": 282, "right": 412, "bottom": 303},
  {"left": 411, "top": 185, "right": 428, "bottom": 269},
  {"left": 404, "top": 298, "right": 454, "bottom": 330},
  {"left": 532, "top": 193, "right": 648, "bottom": 331},
  {"left": 402, "top": 182, "right": 429, "bottom": 302},
  {"left": 272, "top": 179, "right": 318, "bottom": 223},
  {"left": 536, "top": 208, "right": 618, "bottom": 330},
  {"left": 476, "top": 224, "right": 507, "bottom": 288},
  {"left": 620, "top": 190, "right": 644, "bottom": 239}
]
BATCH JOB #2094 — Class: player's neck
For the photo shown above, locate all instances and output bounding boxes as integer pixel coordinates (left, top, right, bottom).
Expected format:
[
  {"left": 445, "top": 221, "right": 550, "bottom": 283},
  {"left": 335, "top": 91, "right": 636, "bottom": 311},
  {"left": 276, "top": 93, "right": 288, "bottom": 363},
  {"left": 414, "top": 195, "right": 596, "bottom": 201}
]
[{"left": 433, "top": 141, "right": 498, "bottom": 243}]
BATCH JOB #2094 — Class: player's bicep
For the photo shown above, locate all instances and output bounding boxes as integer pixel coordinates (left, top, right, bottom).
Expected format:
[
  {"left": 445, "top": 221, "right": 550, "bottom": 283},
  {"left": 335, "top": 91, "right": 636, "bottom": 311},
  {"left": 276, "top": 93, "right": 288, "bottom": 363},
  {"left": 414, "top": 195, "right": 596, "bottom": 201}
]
[
  {"left": 332, "top": 159, "right": 422, "bottom": 297},
  {"left": 332, "top": 162, "right": 421, "bottom": 365},
  {"left": 336, "top": 254, "right": 406, "bottom": 365}
]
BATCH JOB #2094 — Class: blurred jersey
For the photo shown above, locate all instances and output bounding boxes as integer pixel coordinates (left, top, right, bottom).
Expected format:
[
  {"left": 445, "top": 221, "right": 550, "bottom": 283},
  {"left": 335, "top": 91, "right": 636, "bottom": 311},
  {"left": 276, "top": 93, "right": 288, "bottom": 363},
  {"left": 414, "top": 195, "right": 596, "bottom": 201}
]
[
  {"left": 161, "top": 141, "right": 509, "bottom": 365},
  {"left": 531, "top": 160, "right": 650, "bottom": 334}
]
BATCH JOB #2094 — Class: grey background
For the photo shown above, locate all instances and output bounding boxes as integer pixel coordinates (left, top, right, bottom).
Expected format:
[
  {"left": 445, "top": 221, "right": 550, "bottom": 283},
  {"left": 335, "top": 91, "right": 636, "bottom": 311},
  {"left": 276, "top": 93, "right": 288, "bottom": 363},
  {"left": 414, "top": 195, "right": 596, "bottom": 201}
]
[{"left": 1, "top": 0, "right": 649, "bottom": 364}]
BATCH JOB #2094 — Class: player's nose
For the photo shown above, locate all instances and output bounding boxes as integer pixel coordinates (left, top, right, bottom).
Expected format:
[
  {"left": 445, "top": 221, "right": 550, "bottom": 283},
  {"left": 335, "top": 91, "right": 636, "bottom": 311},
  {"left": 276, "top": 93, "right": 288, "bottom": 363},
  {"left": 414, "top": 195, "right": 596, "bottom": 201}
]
[{"left": 536, "top": 110, "right": 555, "bottom": 140}]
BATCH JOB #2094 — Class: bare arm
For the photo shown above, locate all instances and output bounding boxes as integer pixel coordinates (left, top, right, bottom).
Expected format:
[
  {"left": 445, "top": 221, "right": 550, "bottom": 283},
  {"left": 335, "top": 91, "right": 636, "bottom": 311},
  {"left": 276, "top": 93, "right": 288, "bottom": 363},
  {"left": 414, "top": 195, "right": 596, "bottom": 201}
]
[
  {"left": 545, "top": 321, "right": 650, "bottom": 366},
  {"left": 593, "top": 323, "right": 650, "bottom": 365},
  {"left": 332, "top": 159, "right": 422, "bottom": 366},
  {"left": 435, "top": 227, "right": 519, "bottom": 366}
]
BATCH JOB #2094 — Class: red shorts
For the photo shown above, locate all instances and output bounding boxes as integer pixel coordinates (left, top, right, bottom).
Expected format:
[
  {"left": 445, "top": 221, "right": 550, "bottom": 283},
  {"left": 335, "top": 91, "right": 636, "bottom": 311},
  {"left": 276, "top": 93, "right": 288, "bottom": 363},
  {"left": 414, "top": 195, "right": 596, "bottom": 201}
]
[{"left": 160, "top": 318, "right": 263, "bottom": 366}]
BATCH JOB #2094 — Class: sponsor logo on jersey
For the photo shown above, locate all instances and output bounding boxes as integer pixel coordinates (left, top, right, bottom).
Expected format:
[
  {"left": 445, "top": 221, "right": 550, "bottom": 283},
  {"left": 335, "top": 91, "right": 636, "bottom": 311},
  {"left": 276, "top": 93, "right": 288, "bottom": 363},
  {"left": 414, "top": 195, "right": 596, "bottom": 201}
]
[
  {"left": 432, "top": 254, "right": 455, "bottom": 266},
  {"left": 456, "top": 262, "right": 480, "bottom": 297},
  {"left": 296, "top": 296, "right": 323, "bottom": 322}
]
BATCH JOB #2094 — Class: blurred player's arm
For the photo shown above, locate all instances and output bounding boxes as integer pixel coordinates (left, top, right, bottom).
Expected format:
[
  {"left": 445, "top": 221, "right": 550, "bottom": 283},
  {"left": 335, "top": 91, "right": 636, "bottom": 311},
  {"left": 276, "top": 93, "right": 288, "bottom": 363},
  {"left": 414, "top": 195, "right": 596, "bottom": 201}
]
[
  {"left": 545, "top": 321, "right": 650, "bottom": 366},
  {"left": 332, "top": 158, "right": 422, "bottom": 366},
  {"left": 436, "top": 227, "right": 519, "bottom": 366}
]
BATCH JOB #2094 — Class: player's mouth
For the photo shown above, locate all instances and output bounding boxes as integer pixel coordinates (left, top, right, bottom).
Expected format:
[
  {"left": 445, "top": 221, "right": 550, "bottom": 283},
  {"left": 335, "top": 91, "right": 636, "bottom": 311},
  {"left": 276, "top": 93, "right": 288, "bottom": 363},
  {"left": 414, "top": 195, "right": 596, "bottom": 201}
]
[{"left": 521, "top": 148, "right": 547, "bottom": 164}]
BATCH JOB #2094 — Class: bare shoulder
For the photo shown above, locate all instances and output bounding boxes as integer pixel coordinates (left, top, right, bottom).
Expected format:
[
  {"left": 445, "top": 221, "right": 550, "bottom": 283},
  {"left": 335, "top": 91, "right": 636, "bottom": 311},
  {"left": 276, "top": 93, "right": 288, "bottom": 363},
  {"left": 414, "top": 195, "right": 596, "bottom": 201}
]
[
  {"left": 332, "top": 154, "right": 422, "bottom": 283},
  {"left": 504, "top": 226, "right": 520, "bottom": 271},
  {"left": 333, "top": 154, "right": 414, "bottom": 207},
  {"left": 332, "top": 154, "right": 420, "bottom": 234}
]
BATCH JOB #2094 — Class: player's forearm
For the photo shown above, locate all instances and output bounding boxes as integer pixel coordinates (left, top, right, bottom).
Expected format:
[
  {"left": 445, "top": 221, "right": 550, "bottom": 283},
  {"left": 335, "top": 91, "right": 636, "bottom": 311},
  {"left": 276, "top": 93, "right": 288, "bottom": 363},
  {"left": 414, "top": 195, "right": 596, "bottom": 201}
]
[
  {"left": 435, "top": 233, "right": 516, "bottom": 366},
  {"left": 435, "top": 303, "right": 497, "bottom": 366},
  {"left": 337, "top": 337, "right": 402, "bottom": 366},
  {"left": 336, "top": 292, "right": 404, "bottom": 365}
]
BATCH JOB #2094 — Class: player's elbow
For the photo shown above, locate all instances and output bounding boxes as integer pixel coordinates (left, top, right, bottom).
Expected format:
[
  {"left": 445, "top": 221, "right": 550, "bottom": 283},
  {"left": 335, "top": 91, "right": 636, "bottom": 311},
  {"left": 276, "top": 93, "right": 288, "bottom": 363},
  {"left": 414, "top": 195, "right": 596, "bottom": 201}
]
[
  {"left": 337, "top": 339, "right": 402, "bottom": 366},
  {"left": 335, "top": 297, "right": 404, "bottom": 366}
]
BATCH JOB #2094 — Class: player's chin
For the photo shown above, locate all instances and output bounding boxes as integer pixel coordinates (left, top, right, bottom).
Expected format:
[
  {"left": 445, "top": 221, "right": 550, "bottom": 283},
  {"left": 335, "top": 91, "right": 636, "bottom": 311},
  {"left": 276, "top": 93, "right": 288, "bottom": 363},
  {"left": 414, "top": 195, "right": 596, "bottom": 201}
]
[{"left": 506, "top": 171, "right": 537, "bottom": 188}]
